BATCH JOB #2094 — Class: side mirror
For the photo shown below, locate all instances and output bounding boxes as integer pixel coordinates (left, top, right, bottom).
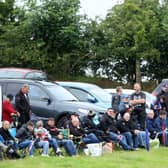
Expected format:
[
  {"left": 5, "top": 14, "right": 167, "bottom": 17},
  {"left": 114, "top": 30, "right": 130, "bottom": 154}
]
[{"left": 87, "top": 96, "right": 97, "bottom": 103}]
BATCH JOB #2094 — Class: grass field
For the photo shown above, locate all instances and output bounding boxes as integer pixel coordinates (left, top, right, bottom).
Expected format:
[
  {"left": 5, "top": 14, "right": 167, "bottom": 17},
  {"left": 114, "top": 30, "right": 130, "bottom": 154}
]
[{"left": 1, "top": 147, "right": 168, "bottom": 168}]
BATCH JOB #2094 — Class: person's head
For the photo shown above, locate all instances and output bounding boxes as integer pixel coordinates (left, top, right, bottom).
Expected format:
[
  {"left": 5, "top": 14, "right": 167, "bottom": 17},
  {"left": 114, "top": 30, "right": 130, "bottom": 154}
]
[
  {"left": 36, "top": 120, "right": 44, "bottom": 128},
  {"left": 125, "top": 104, "right": 133, "bottom": 113},
  {"left": 71, "top": 117, "right": 80, "bottom": 127},
  {"left": 116, "top": 86, "right": 122, "bottom": 95},
  {"left": 27, "top": 121, "right": 34, "bottom": 132},
  {"left": 21, "top": 84, "right": 29, "bottom": 94},
  {"left": 107, "top": 108, "right": 117, "bottom": 118},
  {"left": 123, "top": 112, "right": 130, "bottom": 122},
  {"left": 87, "top": 110, "right": 96, "bottom": 118},
  {"left": 70, "top": 112, "right": 79, "bottom": 120},
  {"left": 6, "top": 94, "right": 13, "bottom": 102},
  {"left": 159, "top": 110, "right": 167, "bottom": 119},
  {"left": 134, "top": 83, "right": 141, "bottom": 93},
  {"left": 47, "top": 118, "right": 55, "bottom": 127},
  {"left": 2, "top": 121, "right": 10, "bottom": 130},
  {"left": 147, "top": 109, "right": 154, "bottom": 119}
]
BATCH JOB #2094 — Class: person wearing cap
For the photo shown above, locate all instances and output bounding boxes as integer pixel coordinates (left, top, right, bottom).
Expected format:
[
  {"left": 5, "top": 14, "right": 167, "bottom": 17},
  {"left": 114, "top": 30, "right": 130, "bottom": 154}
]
[
  {"left": 15, "top": 84, "right": 31, "bottom": 127},
  {"left": 100, "top": 108, "right": 132, "bottom": 150},
  {"left": 2, "top": 94, "right": 20, "bottom": 124},
  {"left": 82, "top": 110, "right": 111, "bottom": 142},
  {"left": 65, "top": 113, "right": 99, "bottom": 145}
]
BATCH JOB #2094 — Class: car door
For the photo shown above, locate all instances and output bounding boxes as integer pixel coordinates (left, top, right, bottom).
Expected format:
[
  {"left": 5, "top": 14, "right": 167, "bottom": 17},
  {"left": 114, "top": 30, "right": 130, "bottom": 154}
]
[{"left": 28, "top": 84, "right": 55, "bottom": 119}]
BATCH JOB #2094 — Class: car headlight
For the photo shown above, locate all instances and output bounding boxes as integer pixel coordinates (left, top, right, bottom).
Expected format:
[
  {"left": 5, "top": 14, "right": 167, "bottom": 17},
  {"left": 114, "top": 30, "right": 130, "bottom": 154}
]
[{"left": 78, "top": 108, "right": 89, "bottom": 115}]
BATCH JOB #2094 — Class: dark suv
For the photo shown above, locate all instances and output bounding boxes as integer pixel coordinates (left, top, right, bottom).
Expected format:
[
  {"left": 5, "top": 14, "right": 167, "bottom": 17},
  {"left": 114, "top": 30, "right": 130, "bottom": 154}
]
[
  {"left": 152, "top": 79, "right": 168, "bottom": 96},
  {"left": 0, "top": 79, "right": 106, "bottom": 126}
]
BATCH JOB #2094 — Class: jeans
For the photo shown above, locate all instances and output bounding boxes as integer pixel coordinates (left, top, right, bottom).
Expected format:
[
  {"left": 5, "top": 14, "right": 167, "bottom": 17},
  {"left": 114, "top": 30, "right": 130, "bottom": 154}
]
[
  {"left": 58, "top": 139, "right": 76, "bottom": 156},
  {"left": 18, "top": 140, "right": 35, "bottom": 156},
  {"left": 109, "top": 132, "right": 132, "bottom": 150},
  {"left": 82, "top": 133, "right": 99, "bottom": 144},
  {"left": 122, "top": 132, "right": 138, "bottom": 148},
  {"left": 36, "top": 140, "right": 49, "bottom": 155},
  {"left": 49, "top": 138, "right": 59, "bottom": 152},
  {"left": 137, "top": 131, "right": 146, "bottom": 147}
]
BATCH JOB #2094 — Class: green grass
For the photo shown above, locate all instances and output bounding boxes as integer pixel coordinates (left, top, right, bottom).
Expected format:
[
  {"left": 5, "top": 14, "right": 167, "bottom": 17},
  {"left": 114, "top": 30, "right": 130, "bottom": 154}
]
[{"left": 1, "top": 147, "right": 168, "bottom": 168}]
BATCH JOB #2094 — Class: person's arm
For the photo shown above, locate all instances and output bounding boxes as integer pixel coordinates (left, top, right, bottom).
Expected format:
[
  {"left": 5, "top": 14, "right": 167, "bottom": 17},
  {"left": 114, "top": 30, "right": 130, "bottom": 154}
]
[{"left": 15, "top": 94, "right": 27, "bottom": 111}]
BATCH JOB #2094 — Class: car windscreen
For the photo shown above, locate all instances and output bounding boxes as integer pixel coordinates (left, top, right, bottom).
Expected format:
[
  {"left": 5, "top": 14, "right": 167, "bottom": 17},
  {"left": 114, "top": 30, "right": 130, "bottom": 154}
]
[
  {"left": 46, "top": 85, "right": 78, "bottom": 101},
  {"left": 90, "top": 87, "right": 111, "bottom": 102}
]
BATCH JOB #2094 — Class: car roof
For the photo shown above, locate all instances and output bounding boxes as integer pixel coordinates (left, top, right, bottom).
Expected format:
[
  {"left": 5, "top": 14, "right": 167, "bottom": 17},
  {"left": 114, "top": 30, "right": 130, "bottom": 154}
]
[
  {"left": 0, "top": 67, "right": 44, "bottom": 73},
  {"left": 0, "top": 78, "right": 55, "bottom": 86}
]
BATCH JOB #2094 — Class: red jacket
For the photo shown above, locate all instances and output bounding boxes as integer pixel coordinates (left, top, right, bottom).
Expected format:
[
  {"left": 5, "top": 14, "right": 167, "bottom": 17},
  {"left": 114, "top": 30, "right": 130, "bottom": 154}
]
[{"left": 2, "top": 100, "right": 17, "bottom": 123}]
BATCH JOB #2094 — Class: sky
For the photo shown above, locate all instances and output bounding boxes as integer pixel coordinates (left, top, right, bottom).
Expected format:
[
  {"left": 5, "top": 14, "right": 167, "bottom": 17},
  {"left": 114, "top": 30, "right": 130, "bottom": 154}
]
[{"left": 79, "top": 0, "right": 124, "bottom": 19}]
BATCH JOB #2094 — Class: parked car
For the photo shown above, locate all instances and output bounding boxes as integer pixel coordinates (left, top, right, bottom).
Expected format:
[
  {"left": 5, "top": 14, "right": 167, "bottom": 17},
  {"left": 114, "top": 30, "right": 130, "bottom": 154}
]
[
  {"left": 105, "top": 88, "right": 156, "bottom": 109},
  {"left": 56, "top": 81, "right": 112, "bottom": 109},
  {"left": 0, "top": 67, "right": 47, "bottom": 80},
  {"left": 0, "top": 79, "right": 106, "bottom": 127},
  {"left": 152, "top": 79, "right": 168, "bottom": 96}
]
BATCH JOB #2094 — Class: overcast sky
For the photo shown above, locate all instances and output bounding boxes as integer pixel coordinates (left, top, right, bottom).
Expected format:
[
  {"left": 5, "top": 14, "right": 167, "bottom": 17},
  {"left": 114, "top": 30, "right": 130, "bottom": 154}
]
[{"left": 79, "top": 0, "right": 123, "bottom": 19}]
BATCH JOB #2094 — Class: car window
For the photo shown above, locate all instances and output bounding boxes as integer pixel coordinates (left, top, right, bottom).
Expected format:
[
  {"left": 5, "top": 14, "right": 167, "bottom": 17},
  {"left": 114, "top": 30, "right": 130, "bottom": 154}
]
[
  {"left": 46, "top": 85, "right": 78, "bottom": 101},
  {"left": 29, "top": 85, "right": 49, "bottom": 100},
  {"left": 26, "top": 72, "right": 47, "bottom": 80},
  {"left": 66, "top": 87, "right": 91, "bottom": 102},
  {"left": 0, "top": 70, "right": 24, "bottom": 78},
  {"left": 6, "top": 83, "right": 22, "bottom": 96}
]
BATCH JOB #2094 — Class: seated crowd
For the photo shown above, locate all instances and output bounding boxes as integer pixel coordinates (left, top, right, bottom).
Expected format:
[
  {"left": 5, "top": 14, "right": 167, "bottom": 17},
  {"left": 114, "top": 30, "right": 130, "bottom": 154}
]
[{"left": 1, "top": 82, "right": 168, "bottom": 160}]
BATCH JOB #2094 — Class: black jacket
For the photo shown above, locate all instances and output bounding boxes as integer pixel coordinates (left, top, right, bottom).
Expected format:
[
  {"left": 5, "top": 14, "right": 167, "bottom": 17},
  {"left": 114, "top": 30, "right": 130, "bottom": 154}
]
[
  {"left": 16, "top": 124, "right": 34, "bottom": 141},
  {"left": 0, "top": 127, "right": 15, "bottom": 141},
  {"left": 45, "top": 124, "right": 60, "bottom": 137},
  {"left": 15, "top": 90, "right": 31, "bottom": 125},
  {"left": 117, "top": 119, "right": 138, "bottom": 134},
  {"left": 100, "top": 113, "right": 119, "bottom": 133},
  {"left": 67, "top": 121, "right": 86, "bottom": 137}
]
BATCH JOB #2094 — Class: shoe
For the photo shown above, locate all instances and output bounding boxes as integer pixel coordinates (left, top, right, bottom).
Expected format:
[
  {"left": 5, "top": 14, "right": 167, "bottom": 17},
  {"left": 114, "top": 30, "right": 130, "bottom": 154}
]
[
  {"left": 41, "top": 154, "right": 49, "bottom": 157},
  {"left": 132, "top": 148, "right": 140, "bottom": 151},
  {"left": 56, "top": 151, "right": 64, "bottom": 158}
]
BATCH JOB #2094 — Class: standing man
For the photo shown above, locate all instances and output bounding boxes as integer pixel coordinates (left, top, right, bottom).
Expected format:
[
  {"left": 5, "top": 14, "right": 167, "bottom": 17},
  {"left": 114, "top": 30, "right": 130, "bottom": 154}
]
[
  {"left": 15, "top": 84, "right": 31, "bottom": 127},
  {"left": 130, "top": 83, "right": 146, "bottom": 130},
  {"left": 111, "top": 86, "right": 122, "bottom": 113}
]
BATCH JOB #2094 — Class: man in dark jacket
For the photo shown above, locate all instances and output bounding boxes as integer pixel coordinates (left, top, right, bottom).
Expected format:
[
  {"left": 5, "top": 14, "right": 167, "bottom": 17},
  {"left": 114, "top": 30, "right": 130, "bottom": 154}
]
[
  {"left": 100, "top": 108, "right": 132, "bottom": 150},
  {"left": 130, "top": 83, "right": 146, "bottom": 130},
  {"left": 117, "top": 112, "right": 139, "bottom": 149},
  {"left": 111, "top": 86, "right": 122, "bottom": 112},
  {"left": 15, "top": 84, "right": 31, "bottom": 127},
  {"left": 66, "top": 113, "right": 99, "bottom": 144},
  {"left": 0, "top": 121, "right": 21, "bottom": 158},
  {"left": 16, "top": 121, "right": 35, "bottom": 156},
  {"left": 82, "top": 110, "right": 111, "bottom": 142}
]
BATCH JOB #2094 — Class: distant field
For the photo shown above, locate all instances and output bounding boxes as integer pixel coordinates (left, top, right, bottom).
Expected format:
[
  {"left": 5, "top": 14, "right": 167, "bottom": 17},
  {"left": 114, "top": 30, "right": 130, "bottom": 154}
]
[{"left": 1, "top": 147, "right": 168, "bottom": 168}]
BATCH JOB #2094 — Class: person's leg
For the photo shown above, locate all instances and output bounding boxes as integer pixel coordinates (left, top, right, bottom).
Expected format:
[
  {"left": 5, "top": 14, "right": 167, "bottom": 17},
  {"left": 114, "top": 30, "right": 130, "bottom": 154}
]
[
  {"left": 60, "top": 139, "right": 76, "bottom": 156},
  {"left": 82, "top": 133, "right": 99, "bottom": 144},
  {"left": 137, "top": 131, "right": 146, "bottom": 147},
  {"left": 37, "top": 140, "right": 49, "bottom": 155},
  {"left": 138, "top": 112, "right": 146, "bottom": 131},
  {"left": 49, "top": 138, "right": 59, "bottom": 153},
  {"left": 109, "top": 132, "right": 132, "bottom": 150},
  {"left": 122, "top": 132, "right": 133, "bottom": 147}
]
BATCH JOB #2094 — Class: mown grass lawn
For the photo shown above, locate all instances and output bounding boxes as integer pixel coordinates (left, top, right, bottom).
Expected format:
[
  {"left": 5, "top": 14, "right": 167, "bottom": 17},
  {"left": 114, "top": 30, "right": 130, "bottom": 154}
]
[{"left": 1, "top": 147, "right": 168, "bottom": 168}]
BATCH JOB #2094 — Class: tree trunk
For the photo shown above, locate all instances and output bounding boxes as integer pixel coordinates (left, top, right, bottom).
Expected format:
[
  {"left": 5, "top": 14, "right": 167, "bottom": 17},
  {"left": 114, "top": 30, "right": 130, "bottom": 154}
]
[{"left": 135, "top": 58, "right": 141, "bottom": 83}]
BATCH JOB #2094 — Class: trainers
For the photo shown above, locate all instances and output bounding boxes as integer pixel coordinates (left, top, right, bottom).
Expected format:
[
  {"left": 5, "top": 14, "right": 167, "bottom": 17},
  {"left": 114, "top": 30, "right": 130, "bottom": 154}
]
[
  {"left": 41, "top": 154, "right": 49, "bottom": 157},
  {"left": 56, "top": 151, "right": 64, "bottom": 158}
]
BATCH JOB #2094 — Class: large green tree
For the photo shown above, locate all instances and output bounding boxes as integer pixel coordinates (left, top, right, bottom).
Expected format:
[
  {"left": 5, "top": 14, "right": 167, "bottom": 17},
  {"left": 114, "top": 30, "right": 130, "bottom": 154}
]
[{"left": 1, "top": 0, "right": 91, "bottom": 79}]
